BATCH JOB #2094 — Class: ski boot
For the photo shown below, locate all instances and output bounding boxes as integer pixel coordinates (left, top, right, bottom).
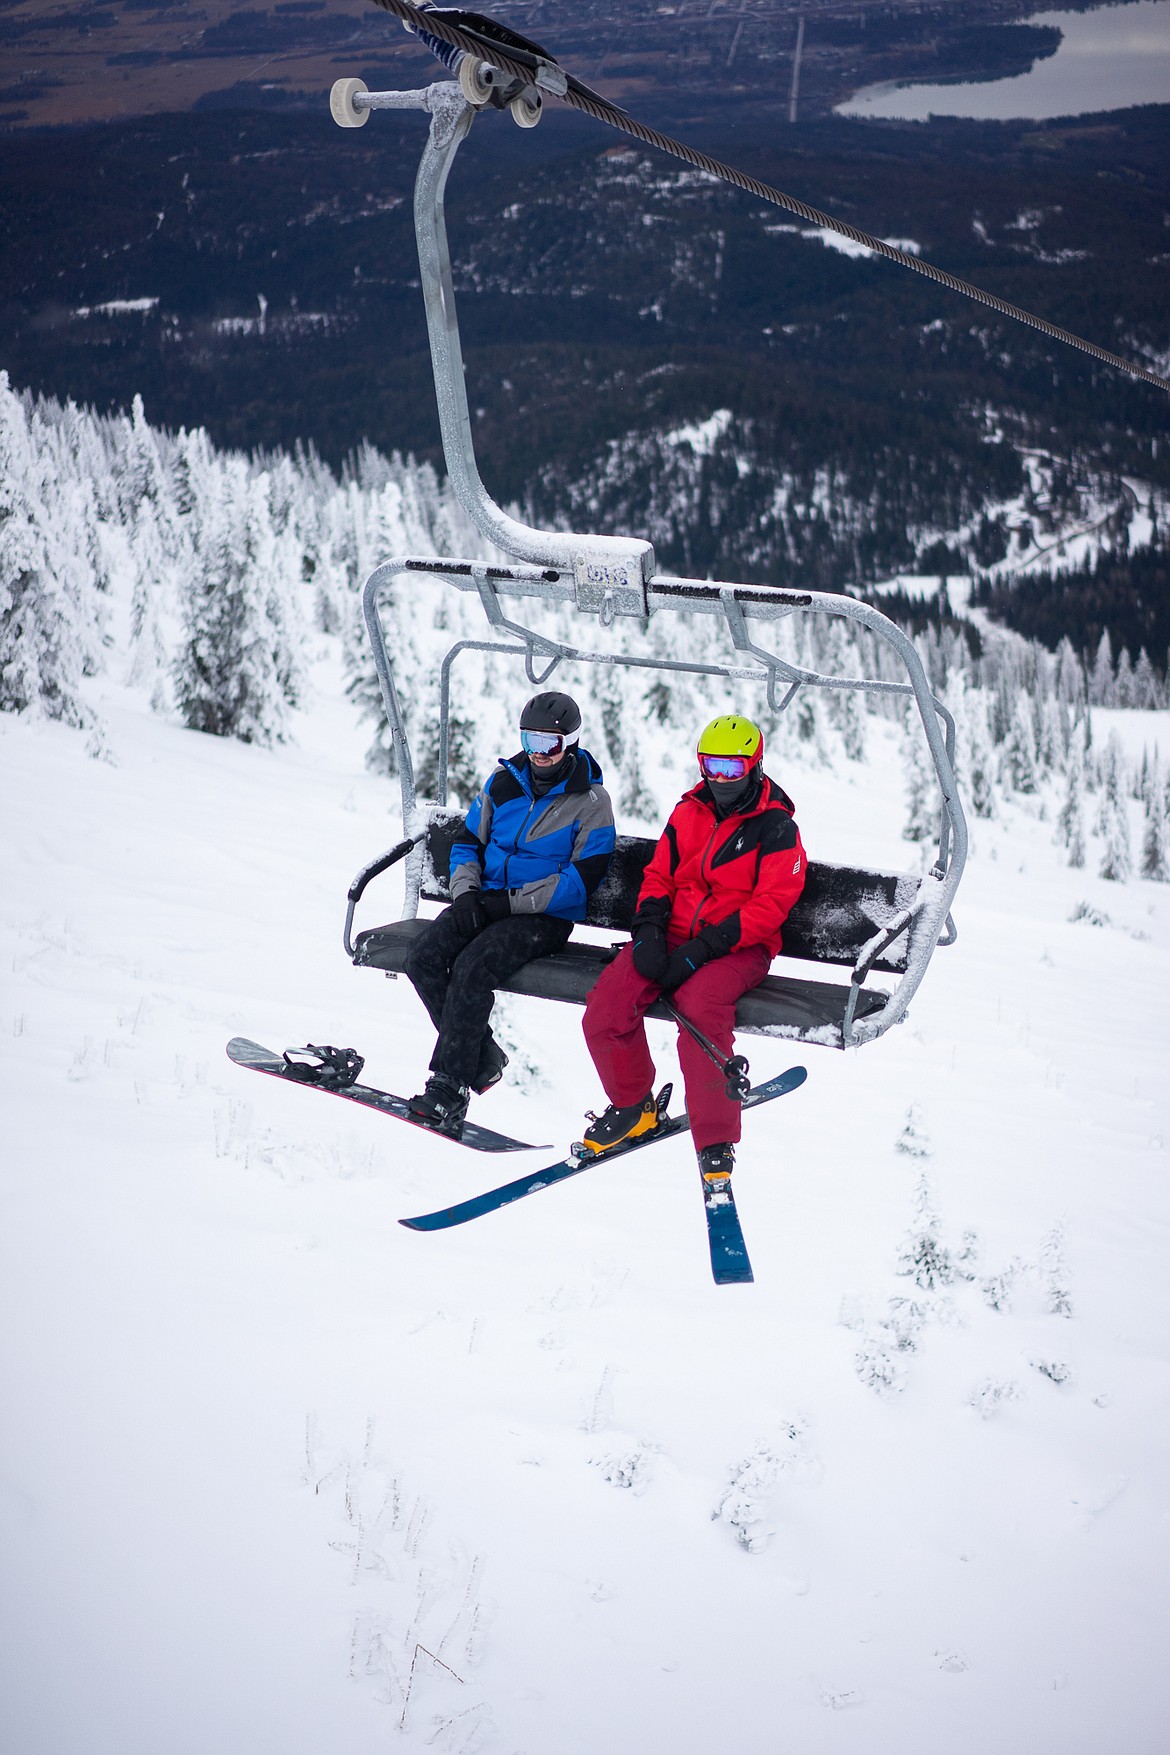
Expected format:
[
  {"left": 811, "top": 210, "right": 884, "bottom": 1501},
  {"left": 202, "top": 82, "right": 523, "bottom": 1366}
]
[
  {"left": 282, "top": 1044, "right": 364, "bottom": 1088},
  {"left": 697, "top": 1142, "right": 735, "bottom": 1192},
  {"left": 472, "top": 1033, "right": 509, "bottom": 1096},
  {"left": 408, "top": 1074, "right": 470, "bottom": 1137},
  {"left": 577, "top": 1091, "right": 661, "bottom": 1159}
]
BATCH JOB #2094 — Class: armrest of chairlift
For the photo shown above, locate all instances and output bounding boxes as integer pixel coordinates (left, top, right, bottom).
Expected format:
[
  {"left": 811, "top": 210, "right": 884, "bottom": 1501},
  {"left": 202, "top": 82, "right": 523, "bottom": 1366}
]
[
  {"left": 841, "top": 886, "right": 958, "bottom": 1044},
  {"left": 343, "top": 832, "right": 427, "bottom": 958},
  {"left": 849, "top": 904, "right": 916, "bottom": 993},
  {"left": 840, "top": 900, "right": 918, "bottom": 1045}
]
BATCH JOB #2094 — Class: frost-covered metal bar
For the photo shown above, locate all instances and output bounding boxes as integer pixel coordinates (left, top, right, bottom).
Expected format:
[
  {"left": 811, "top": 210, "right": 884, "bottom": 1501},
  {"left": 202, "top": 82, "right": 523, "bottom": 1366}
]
[{"left": 412, "top": 84, "right": 654, "bottom": 604}]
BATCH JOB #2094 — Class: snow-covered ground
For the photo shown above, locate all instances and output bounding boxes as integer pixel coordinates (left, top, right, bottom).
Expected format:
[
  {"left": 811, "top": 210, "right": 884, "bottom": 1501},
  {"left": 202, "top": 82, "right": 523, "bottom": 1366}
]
[{"left": 2, "top": 651, "right": 1169, "bottom": 1755}]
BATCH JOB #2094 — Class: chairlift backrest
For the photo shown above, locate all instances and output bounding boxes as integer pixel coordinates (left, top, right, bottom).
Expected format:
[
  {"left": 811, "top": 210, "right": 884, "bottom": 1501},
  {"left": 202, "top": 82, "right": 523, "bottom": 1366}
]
[{"left": 417, "top": 810, "right": 921, "bottom": 974}]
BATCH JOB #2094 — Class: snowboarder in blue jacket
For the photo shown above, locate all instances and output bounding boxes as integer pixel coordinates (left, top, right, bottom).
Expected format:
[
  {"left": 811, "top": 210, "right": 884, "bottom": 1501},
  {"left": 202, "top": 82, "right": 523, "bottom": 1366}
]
[{"left": 405, "top": 692, "right": 615, "bottom": 1134}]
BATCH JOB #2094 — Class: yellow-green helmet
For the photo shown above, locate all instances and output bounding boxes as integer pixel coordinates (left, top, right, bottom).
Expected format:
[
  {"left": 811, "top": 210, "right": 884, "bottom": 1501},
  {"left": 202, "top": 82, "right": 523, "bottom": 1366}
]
[{"left": 696, "top": 714, "right": 764, "bottom": 780}]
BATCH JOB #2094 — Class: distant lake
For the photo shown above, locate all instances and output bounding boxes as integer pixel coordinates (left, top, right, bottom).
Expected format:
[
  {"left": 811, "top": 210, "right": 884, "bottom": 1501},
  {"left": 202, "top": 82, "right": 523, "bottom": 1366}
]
[{"left": 838, "top": 0, "right": 1170, "bottom": 120}]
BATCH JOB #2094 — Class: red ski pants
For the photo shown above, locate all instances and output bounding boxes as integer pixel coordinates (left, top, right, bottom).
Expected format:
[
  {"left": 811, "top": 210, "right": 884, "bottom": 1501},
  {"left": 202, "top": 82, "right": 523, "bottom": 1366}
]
[{"left": 582, "top": 942, "right": 770, "bottom": 1152}]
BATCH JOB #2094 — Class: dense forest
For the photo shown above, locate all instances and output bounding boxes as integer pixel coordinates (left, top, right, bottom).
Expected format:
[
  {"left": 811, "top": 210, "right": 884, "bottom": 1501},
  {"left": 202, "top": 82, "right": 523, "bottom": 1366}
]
[
  {"left": 3, "top": 375, "right": 1167, "bottom": 892},
  {"left": 1, "top": 96, "right": 1167, "bottom": 679}
]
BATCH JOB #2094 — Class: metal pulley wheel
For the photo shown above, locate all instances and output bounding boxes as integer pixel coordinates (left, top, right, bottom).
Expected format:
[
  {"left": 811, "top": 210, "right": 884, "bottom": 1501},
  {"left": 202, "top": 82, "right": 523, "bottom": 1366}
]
[
  {"left": 458, "top": 56, "right": 494, "bottom": 106},
  {"left": 509, "top": 89, "right": 542, "bottom": 127},
  {"left": 329, "top": 77, "right": 369, "bottom": 127}
]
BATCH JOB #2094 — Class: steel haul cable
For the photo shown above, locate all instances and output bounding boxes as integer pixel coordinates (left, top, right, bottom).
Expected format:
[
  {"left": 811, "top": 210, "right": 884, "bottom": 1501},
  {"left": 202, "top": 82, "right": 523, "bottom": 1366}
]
[{"left": 366, "top": 0, "right": 1169, "bottom": 398}]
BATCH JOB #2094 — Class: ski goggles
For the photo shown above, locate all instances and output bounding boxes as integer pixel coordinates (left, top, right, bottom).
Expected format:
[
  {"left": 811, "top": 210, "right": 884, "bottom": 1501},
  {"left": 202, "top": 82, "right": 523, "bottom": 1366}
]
[
  {"left": 699, "top": 752, "right": 752, "bottom": 780},
  {"left": 521, "top": 729, "right": 567, "bottom": 757}
]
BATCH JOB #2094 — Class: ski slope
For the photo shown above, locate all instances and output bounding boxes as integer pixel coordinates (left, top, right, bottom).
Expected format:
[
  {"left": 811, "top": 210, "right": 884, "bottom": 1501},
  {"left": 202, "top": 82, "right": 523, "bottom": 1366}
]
[{"left": 2, "top": 653, "right": 1168, "bottom": 1755}]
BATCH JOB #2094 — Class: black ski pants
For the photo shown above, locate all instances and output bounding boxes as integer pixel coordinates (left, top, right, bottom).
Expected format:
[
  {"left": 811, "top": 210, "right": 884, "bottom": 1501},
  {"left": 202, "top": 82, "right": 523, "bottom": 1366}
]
[{"left": 404, "top": 906, "right": 573, "bottom": 1088}]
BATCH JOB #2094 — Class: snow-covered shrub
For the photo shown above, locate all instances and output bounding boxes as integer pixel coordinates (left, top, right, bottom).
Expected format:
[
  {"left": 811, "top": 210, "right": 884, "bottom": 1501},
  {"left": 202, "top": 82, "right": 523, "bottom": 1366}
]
[
  {"left": 980, "top": 1264, "right": 1020, "bottom": 1311},
  {"left": 967, "top": 1377, "right": 1023, "bottom": 1419},
  {"left": 590, "top": 1443, "right": 656, "bottom": 1494},
  {"left": 895, "top": 1175, "right": 977, "bottom": 1291},
  {"left": 852, "top": 1328, "right": 909, "bottom": 1397},
  {"left": 713, "top": 1422, "right": 818, "bottom": 1551},
  {"left": 714, "top": 1441, "right": 782, "bottom": 1550},
  {"left": 881, "top": 1296, "right": 931, "bottom": 1352},
  {"left": 895, "top": 1103, "right": 931, "bottom": 1158},
  {"left": 1029, "top": 1357, "right": 1073, "bottom": 1386},
  {"left": 1040, "top": 1222, "right": 1074, "bottom": 1317}
]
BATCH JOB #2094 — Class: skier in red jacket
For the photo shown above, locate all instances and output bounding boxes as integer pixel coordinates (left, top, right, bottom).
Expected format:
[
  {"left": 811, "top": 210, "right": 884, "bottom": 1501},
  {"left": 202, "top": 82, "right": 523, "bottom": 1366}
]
[{"left": 581, "top": 713, "right": 807, "bottom": 1181}]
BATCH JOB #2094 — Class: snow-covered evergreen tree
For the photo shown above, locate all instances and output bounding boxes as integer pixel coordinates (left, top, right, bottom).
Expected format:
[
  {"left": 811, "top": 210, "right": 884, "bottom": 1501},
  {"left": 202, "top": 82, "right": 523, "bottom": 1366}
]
[
  {"left": 1098, "top": 789, "right": 1133, "bottom": 884},
  {"left": 1055, "top": 727, "right": 1086, "bottom": 869},
  {"left": 964, "top": 688, "right": 997, "bottom": 819},
  {"left": 1114, "top": 647, "right": 1135, "bottom": 708},
  {"left": 122, "top": 397, "right": 186, "bottom": 705},
  {"left": 1054, "top": 636, "right": 1086, "bottom": 709},
  {"left": 821, "top": 620, "right": 867, "bottom": 760},
  {"left": 1094, "top": 731, "right": 1127, "bottom": 837},
  {"left": 173, "top": 457, "right": 296, "bottom": 744},
  {"left": 1089, "top": 629, "right": 1115, "bottom": 706},
  {"left": 1132, "top": 648, "right": 1161, "bottom": 710},
  {"left": 0, "top": 373, "right": 95, "bottom": 726},
  {"left": 1000, "top": 694, "right": 1039, "bottom": 795},
  {"left": 902, "top": 710, "right": 938, "bottom": 843},
  {"left": 1141, "top": 758, "right": 1169, "bottom": 882}
]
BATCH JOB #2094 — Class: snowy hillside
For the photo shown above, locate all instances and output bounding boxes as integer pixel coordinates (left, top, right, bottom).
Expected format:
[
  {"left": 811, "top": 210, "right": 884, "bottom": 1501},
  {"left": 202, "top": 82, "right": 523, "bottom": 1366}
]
[{"left": 4, "top": 543, "right": 1170, "bottom": 1753}]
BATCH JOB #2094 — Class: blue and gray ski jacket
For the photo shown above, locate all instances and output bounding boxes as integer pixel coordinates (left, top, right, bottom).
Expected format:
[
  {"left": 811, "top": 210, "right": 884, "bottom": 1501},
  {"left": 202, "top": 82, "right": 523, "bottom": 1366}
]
[{"left": 449, "top": 749, "right": 615, "bottom": 923}]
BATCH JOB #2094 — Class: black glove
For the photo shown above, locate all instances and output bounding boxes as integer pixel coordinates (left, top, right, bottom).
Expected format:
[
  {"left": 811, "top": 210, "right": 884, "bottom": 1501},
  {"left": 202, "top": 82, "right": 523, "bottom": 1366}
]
[
  {"left": 449, "top": 890, "right": 488, "bottom": 937},
  {"left": 631, "top": 918, "right": 669, "bottom": 983},
  {"left": 661, "top": 935, "right": 714, "bottom": 992},
  {"left": 660, "top": 918, "right": 738, "bottom": 991},
  {"left": 479, "top": 888, "right": 512, "bottom": 924}
]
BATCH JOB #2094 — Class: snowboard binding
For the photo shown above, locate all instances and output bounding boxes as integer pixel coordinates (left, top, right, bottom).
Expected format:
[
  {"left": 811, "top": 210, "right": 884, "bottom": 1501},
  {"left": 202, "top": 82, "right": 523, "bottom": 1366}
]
[{"left": 282, "top": 1043, "right": 365, "bottom": 1088}]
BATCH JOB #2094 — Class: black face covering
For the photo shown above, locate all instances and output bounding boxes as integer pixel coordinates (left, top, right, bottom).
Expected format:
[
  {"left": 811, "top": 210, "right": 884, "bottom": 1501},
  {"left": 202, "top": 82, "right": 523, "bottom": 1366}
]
[
  {"left": 704, "top": 767, "right": 761, "bottom": 818},
  {"left": 528, "top": 749, "right": 575, "bottom": 795}
]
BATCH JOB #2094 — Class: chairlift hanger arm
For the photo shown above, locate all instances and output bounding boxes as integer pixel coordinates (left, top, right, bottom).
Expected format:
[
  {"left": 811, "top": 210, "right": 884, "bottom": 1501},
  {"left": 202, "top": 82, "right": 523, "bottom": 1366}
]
[
  {"left": 361, "top": 0, "right": 1170, "bottom": 399},
  {"left": 406, "top": 81, "right": 656, "bottom": 591}
]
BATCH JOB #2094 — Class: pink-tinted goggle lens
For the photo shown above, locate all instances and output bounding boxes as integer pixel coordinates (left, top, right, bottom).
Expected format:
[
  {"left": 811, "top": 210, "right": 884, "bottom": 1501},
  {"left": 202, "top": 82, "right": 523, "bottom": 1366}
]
[{"left": 700, "top": 753, "right": 751, "bottom": 780}]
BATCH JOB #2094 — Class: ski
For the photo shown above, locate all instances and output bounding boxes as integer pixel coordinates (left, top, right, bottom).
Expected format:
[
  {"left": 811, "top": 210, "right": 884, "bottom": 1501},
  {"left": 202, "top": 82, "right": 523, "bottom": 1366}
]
[
  {"left": 225, "top": 1037, "right": 544, "bottom": 1154},
  {"left": 399, "top": 1066, "right": 807, "bottom": 1253},
  {"left": 700, "top": 1168, "right": 754, "bottom": 1285}
]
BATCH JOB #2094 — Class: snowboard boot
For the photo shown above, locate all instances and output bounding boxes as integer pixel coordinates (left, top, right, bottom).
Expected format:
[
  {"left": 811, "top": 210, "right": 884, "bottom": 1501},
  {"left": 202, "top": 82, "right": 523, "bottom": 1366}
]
[
  {"left": 580, "top": 1091, "right": 661, "bottom": 1157},
  {"left": 697, "top": 1142, "right": 736, "bottom": 1188},
  {"left": 408, "top": 1074, "right": 470, "bottom": 1136},
  {"left": 472, "top": 1033, "right": 509, "bottom": 1096}
]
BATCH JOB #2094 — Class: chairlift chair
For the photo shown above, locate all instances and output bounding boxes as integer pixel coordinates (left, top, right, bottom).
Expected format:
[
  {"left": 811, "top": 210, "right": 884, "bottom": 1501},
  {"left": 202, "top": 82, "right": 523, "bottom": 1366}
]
[{"left": 333, "top": 71, "right": 968, "bottom": 1050}]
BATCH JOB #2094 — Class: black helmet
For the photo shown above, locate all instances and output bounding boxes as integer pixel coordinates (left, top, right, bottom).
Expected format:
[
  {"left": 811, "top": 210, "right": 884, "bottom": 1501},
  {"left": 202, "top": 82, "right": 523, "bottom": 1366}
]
[{"left": 520, "top": 691, "right": 581, "bottom": 748}]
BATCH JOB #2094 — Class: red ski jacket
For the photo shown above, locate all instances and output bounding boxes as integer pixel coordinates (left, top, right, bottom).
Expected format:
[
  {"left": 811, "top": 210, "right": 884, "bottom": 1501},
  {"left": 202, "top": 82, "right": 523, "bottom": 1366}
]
[{"left": 637, "top": 774, "right": 807, "bottom": 959}]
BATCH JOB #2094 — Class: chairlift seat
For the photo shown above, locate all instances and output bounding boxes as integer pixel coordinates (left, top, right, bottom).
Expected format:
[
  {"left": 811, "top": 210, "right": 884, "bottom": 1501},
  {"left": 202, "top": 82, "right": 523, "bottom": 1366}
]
[{"left": 350, "top": 811, "right": 927, "bottom": 1048}]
